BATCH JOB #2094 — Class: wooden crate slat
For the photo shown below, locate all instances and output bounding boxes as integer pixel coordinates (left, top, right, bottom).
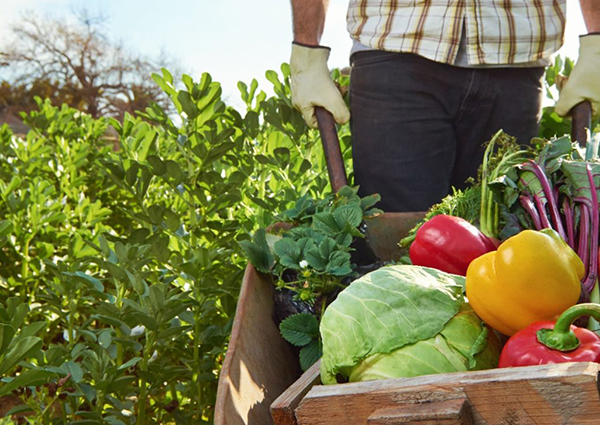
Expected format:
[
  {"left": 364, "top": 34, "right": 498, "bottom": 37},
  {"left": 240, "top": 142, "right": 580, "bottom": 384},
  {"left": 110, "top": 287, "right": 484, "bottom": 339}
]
[
  {"left": 293, "top": 362, "right": 600, "bottom": 425},
  {"left": 215, "top": 265, "right": 301, "bottom": 425},
  {"left": 271, "top": 361, "right": 321, "bottom": 425}
]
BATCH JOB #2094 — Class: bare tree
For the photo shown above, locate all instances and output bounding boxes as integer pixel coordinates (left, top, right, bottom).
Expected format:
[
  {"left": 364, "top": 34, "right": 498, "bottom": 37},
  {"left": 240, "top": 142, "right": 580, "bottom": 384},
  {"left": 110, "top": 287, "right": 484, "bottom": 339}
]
[{"left": 0, "top": 10, "right": 176, "bottom": 119}]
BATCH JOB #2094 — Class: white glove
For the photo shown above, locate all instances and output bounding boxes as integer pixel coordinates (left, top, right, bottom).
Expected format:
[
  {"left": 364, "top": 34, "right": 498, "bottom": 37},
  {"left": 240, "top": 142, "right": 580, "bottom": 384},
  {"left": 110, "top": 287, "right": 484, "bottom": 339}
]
[
  {"left": 290, "top": 43, "right": 350, "bottom": 128},
  {"left": 555, "top": 34, "right": 600, "bottom": 117}
]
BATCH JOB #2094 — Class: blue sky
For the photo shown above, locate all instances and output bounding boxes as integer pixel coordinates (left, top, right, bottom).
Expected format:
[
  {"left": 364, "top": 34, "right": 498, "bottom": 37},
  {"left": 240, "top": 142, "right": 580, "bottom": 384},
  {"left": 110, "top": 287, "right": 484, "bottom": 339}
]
[{"left": 1, "top": 0, "right": 587, "bottom": 110}]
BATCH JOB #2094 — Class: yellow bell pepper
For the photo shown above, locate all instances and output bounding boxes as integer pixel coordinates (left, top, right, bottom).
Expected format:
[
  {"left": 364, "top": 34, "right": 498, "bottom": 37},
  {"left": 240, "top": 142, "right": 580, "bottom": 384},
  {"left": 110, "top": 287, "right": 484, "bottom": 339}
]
[{"left": 466, "top": 228, "right": 584, "bottom": 336}]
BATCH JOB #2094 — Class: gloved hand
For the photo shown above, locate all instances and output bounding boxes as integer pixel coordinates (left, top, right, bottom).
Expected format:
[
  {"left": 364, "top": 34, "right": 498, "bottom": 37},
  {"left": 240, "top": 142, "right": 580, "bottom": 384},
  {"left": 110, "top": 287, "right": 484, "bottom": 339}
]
[
  {"left": 290, "top": 42, "right": 350, "bottom": 128},
  {"left": 555, "top": 34, "right": 600, "bottom": 117}
]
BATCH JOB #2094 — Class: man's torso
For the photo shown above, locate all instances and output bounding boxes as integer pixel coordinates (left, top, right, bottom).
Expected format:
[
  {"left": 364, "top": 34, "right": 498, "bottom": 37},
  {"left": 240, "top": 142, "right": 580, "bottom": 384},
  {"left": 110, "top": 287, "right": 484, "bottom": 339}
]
[{"left": 347, "top": 0, "right": 566, "bottom": 66}]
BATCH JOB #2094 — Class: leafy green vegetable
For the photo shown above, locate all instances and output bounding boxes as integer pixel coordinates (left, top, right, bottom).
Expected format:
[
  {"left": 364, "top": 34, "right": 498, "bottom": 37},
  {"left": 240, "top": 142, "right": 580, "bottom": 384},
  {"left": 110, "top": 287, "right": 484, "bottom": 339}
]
[
  {"left": 280, "top": 313, "right": 319, "bottom": 347},
  {"left": 280, "top": 313, "right": 322, "bottom": 371},
  {"left": 239, "top": 229, "right": 275, "bottom": 274},
  {"left": 347, "top": 304, "right": 500, "bottom": 382},
  {"left": 319, "top": 265, "right": 500, "bottom": 384},
  {"left": 242, "top": 186, "right": 381, "bottom": 305}
]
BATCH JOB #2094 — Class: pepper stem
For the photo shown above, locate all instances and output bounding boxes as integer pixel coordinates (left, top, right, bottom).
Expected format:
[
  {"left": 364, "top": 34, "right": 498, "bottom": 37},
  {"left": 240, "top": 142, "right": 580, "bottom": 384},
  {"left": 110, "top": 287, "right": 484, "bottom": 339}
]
[{"left": 537, "top": 303, "right": 600, "bottom": 352}]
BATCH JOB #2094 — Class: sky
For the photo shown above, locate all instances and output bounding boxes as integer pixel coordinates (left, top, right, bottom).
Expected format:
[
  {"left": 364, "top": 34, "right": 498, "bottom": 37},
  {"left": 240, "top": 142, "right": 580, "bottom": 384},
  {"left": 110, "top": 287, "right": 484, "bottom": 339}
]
[{"left": 0, "top": 0, "right": 589, "bottom": 111}]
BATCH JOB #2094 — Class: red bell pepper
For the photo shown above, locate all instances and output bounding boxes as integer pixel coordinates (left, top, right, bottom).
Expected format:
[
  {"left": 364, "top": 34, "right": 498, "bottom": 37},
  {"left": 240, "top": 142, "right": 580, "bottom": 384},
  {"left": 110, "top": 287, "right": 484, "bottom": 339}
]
[
  {"left": 409, "top": 215, "right": 498, "bottom": 276},
  {"left": 498, "top": 303, "right": 600, "bottom": 367}
]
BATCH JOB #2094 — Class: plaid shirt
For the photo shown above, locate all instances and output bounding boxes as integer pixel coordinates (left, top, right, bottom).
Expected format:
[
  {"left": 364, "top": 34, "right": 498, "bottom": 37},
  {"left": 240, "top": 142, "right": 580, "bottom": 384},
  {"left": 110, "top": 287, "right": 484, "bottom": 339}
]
[{"left": 346, "top": 0, "right": 566, "bottom": 66}]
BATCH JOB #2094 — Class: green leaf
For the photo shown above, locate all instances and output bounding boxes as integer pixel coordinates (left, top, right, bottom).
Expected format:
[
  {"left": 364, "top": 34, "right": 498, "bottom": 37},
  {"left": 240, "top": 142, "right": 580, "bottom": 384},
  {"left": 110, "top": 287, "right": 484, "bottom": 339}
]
[
  {"left": 244, "top": 111, "right": 259, "bottom": 138},
  {"left": 178, "top": 91, "right": 198, "bottom": 119},
  {"left": 165, "top": 160, "right": 185, "bottom": 185},
  {"left": 239, "top": 229, "right": 274, "bottom": 273},
  {"left": 147, "top": 155, "right": 166, "bottom": 175},
  {"left": 98, "top": 330, "right": 112, "bottom": 348},
  {"left": 126, "top": 270, "right": 147, "bottom": 295},
  {"left": 65, "top": 271, "right": 104, "bottom": 292},
  {"left": 274, "top": 147, "right": 291, "bottom": 166},
  {"left": 0, "top": 337, "right": 43, "bottom": 376},
  {"left": 325, "top": 251, "right": 352, "bottom": 276},
  {"left": 204, "top": 142, "right": 236, "bottom": 166},
  {"left": 360, "top": 193, "right": 381, "bottom": 212},
  {"left": 149, "top": 285, "right": 165, "bottom": 310},
  {"left": 299, "top": 339, "right": 322, "bottom": 372},
  {"left": 164, "top": 209, "right": 181, "bottom": 232},
  {"left": 128, "top": 228, "right": 150, "bottom": 245},
  {"left": 320, "top": 265, "right": 464, "bottom": 384},
  {"left": 148, "top": 204, "right": 165, "bottom": 224},
  {"left": 279, "top": 313, "right": 319, "bottom": 347},
  {"left": 333, "top": 205, "right": 363, "bottom": 229},
  {"left": 312, "top": 211, "right": 340, "bottom": 235},
  {"left": 0, "top": 220, "right": 13, "bottom": 237},
  {"left": 132, "top": 312, "right": 158, "bottom": 330},
  {"left": 66, "top": 361, "right": 84, "bottom": 383},
  {"left": 0, "top": 324, "right": 15, "bottom": 356},
  {"left": 117, "top": 357, "right": 142, "bottom": 371},
  {"left": 273, "top": 238, "right": 302, "bottom": 270},
  {"left": 299, "top": 159, "right": 312, "bottom": 174},
  {"left": 98, "top": 234, "right": 111, "bottom": 257},
  {"left": 5, "top": 404, "right": 33, "bottom": 416},
  {"left": 16, "top": 321, "right": 46, "bottom": 340},
  {"left": 0, "top": 369, "right": 55, "bottom": 397},
  {"left": 10, "top": 304, "right": 29, "bottom": 331},
  {"left": 2, "top": 176, "right": 21, "bottom": 196}
]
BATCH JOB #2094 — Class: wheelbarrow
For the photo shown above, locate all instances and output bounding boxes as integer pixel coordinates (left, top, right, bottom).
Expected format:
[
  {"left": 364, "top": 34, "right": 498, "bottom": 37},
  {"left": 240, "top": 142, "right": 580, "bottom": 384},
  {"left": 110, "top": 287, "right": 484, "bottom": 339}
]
[{"left": 215, "top": 102, "right": 594, "bottom": 425}]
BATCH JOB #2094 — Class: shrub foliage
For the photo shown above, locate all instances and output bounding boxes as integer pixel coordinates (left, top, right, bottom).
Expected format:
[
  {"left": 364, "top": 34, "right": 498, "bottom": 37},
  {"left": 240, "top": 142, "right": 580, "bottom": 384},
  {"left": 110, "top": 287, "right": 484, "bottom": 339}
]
[{"left": 0, "top": 66, "right": 350, "bottom": 424}]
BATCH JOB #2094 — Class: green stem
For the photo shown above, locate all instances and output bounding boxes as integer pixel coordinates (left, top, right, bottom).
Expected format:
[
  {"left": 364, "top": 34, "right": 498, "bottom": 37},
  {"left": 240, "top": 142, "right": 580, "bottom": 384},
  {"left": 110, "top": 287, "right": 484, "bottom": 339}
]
[
  {"left": 537, "top": 303, "right": 600, "bottom": 351},
  {"left": 115, "top": 279, "right": 125, "bottom": 365},
  {"left": 399, "top": 233, "right": 416, "bottom": 248},
  {"left": 138, "top": 331, "right": 155, "bottom": 425},
  {"left": 22, "top": 237, "right": 31, "bottom": 279},
  {"left": 194, "top": 307, "right": 202, "bottom": 418},
  {"left": 40, "top": 393, "right": 61, "bottom": 422},
  {"left": 589, "top": 282, "right": 600, "bottom": 334},
  {"left": 170, "top": 382, "right": 178, "bottom": 407},
  {"left": 479, "top": 135, "right": 494, "bottom": 237},
  {"left": 68, "top": 296, "right": 77, "bottom": 351},
  {"left": 21, "top": 231, "right": 38, "bottom": 297}
]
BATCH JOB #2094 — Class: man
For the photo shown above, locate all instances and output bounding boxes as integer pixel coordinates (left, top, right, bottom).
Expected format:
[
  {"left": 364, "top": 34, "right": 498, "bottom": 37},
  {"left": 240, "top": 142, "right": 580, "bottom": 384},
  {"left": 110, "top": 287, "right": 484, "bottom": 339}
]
[{"left": 290, "top": 0, "right": 600, "bottom": 212}]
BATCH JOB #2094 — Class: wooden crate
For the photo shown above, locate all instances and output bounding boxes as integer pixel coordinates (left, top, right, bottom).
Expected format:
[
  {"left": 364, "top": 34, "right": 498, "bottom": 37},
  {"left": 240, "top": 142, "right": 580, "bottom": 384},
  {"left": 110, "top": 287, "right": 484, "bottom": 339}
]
[
  {"left": 272, "top": 360, "right": 600, "bottom": 425},
  {"left": 214, "top": 212, "right": 425, "bottom": 424}
]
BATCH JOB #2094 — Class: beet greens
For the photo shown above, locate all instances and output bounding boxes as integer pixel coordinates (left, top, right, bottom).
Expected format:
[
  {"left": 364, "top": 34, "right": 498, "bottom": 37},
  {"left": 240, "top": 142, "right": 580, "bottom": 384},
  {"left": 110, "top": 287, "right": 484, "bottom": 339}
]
[{"left": 485, "top": 133, "right": 600, "bottom": 304}]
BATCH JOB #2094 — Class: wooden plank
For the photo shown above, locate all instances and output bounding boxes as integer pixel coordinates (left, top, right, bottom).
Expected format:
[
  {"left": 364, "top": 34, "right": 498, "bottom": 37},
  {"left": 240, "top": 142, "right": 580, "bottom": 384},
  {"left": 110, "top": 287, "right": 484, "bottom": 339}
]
[
  {"left": 215, "top": 265, "right": 302, "bottom": 425},
  {"left": 294, "top": 362, "right": 600, "bottom": 425},
  {"left": 368, "top": 398, "right": 473, "bottom": 425},
  {"left": 271, "top": 360, "right": 321, "bottom": 425}
]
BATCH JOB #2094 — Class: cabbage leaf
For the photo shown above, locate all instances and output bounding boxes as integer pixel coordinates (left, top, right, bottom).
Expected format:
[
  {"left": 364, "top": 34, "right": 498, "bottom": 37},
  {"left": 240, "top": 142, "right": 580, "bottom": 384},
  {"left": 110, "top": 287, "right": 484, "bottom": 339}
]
[{"left": 320, "top": 265, "right": 465, "bottom": 384}]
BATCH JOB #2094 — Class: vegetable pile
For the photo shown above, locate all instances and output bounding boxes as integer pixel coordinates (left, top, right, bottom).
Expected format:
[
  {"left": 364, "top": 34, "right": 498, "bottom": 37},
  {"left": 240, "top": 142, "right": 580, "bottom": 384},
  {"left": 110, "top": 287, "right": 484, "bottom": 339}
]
[{"left": 243, "top": 129, "right": 600, "bottom": 384}]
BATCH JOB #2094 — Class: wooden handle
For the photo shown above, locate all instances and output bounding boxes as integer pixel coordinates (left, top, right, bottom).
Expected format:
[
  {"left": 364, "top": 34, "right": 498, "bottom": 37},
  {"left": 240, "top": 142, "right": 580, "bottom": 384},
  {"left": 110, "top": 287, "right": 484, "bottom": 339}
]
[
  {"left": 571, "top": 101, "right": 592, "bottom": 148},
  {"left": 367, "top": 398, "right": 473, "bottom": 425},
  {"left": 315, "top": 107, "right": 348, "bottom": 192}
]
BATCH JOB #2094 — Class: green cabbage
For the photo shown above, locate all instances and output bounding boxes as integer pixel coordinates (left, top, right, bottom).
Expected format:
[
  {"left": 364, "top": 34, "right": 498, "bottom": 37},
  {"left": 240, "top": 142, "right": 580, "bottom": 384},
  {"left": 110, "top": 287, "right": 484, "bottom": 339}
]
[{"left": 320, "top": 265, "right": 500, "bottom": 384}]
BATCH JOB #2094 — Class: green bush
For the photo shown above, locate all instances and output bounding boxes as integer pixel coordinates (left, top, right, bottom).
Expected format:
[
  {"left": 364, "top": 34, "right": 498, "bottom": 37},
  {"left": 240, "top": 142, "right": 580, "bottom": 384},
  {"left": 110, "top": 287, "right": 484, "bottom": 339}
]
[{"left": 0, "top": 66, "right": 350, "bottom": 424}]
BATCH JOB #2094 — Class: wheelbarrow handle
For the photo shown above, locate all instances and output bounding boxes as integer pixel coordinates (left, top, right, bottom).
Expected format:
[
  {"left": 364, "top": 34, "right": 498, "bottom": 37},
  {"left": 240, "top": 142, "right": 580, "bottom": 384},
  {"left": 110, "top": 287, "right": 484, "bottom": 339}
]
[
  {"left": 571, "top": 101, "right": 593, "bottom": 148},
  {"left": 315, "top": 107, "right": 349, "bottom": 192}
]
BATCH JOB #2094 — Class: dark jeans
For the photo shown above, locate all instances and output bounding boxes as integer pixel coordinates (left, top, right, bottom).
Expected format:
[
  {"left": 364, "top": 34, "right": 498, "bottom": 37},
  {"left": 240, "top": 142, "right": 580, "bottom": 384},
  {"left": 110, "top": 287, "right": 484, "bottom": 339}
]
[{"left": 350, "top": 51, "right": 545, "bottom": 212}]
